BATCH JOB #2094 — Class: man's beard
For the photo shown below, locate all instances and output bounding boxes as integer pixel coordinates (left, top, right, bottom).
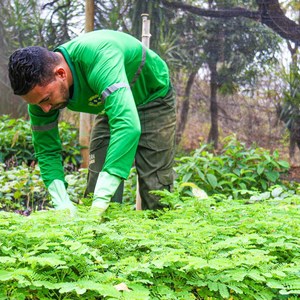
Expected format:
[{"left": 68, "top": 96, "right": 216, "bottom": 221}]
[
  {"left": 57, "top": 83, "right": 70, "bottom": 110},
  {"left": 58, "top": 101, "right": 69, "bottom": 110}
]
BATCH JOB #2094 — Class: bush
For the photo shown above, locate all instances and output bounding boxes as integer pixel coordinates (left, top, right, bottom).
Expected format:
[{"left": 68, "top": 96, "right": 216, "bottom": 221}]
[
  {"left": 0, "top": 164, "right": 49, "bottom": 212},
  {"left": 0, "top": 116, "right": 34, "bottom": 167},
  {"left": 175, "top": 136, "right": 290, "bottom": 199},
  {"left": 0, "top": 115, "right": 81, "bottom": 171},
  {"left": 0, "top": 132, "right": 293, "bottom": 212}
]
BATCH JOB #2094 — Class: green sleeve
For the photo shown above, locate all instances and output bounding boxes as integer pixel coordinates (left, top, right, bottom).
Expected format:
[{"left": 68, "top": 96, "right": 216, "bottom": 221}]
[
  {"left": 28, "top": 105, "right": 66, "bottom": 188},
  {"left": 103, "top": 87, "right": 141, "bottom": 179},
  {"left": 87, "top": 47, "right": 141, "bottom": 179}
]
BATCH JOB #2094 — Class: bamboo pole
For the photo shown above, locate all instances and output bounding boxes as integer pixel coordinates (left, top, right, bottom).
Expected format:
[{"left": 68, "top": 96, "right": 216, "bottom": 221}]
[
  {"left": 141, "top": 14, "right": 151, "bottom": 48},
  {"left": 79, "top": 0, "right": 94, "bottom": 168},
  {"left": 136, "top": 14, "right": 151, "bottom": 210}
]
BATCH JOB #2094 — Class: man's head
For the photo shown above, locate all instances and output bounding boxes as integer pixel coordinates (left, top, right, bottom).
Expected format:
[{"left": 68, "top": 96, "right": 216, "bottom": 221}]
[
  {"left": 9, "top": 46, "right": 60, "bottom": 95},
  {"left": 8, "top": 46, "right": 71, "bottom": 112}
]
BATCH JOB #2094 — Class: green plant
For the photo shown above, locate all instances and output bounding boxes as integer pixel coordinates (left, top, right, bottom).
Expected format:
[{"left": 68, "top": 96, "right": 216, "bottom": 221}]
[
  {"left": 0, "top": 116, "right": 81, "bottom": 171},
  {"left": 59, "top": 121, "right": 82, "bottom": 172},
  {"left": 0, "top": 197, "right": 299, "bottom": 299},
  {"left": 1, "top": 132, "right": 300, "bottom": 299},
  {"left": 175, "top": 136, "right": 290, "bottom": 199},
  {"left": 0, "top": 116, "right": 34, "bottom": 167},
  {"left": 0, "top": 165, "right": 139, "bottom": 213},
  {"left": 0, "top": 164, "right": 86, "bottom": 212},
  {"left": 123, "top": 166, "right": 138, "bottom": 205},
  {"left": 0, "top": 164, "right": 48, "bottom": 212}
]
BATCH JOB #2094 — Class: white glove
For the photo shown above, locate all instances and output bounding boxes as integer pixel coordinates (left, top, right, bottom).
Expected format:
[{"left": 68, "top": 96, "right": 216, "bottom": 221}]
[
  {"left": 91, "top": 171, "right": 122, "bottom": 213},
  {"left": 48, "top": 179, "right": 77, "bottom": 216}
]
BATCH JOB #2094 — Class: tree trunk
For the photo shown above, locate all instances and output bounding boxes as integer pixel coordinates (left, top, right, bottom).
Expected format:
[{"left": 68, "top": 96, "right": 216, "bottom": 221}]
[
  {"left": 208, "top": 61, "right": 219, "bottom": 149},
  {"left": 80, "top": 0, "right": 94, "bottom": 168},
  {"left": 287, "top": 41, "right": 300, "bottom": 163},
  {"left": 176, "top": 70, "right": 197, "bottom": 144}
]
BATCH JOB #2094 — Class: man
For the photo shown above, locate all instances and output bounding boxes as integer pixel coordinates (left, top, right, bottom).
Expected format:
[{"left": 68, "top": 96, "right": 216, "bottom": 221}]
[{"left": 8, "top": 30, "right": 176, "bottom": 215}]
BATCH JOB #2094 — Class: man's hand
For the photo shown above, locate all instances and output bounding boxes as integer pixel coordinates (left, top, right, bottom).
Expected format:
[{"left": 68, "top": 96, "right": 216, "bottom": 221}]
[
  {"left": 91, "top": 171, "right": 122, "bottom": 215},
  {"left": 48, "top": 179, "right": 77, "bottom": 216}
]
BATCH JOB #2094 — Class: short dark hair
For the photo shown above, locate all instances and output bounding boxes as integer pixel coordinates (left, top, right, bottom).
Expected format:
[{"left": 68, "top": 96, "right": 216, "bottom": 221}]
[{"left": 8, "top": 46, "right": 60, "bottom": 95}]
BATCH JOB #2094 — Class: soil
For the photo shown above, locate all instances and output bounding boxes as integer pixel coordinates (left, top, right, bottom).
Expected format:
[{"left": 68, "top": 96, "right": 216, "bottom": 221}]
[{"left": 281, "top": 166, "right": 300, "bottom": 183}]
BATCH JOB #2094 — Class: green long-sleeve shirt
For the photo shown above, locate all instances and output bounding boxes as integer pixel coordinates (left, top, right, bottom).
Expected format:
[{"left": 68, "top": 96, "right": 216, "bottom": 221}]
[{"left": 28, "top": 30, "right": 170, "bottom": 187}]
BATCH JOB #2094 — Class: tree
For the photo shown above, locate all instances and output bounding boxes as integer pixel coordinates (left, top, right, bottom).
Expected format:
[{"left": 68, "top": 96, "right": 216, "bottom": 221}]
[
  {"left": 79, "top": 0, "right": 95, "bottom": 168},
  {"left": 163, "top": 0, "right": 281, "bottom": 148},
  {"left": 161, "top": 0, "right": 300, "bottom": 43},
  {"left": 0, "top": 0, "right": 46, "bottom": 117},
  {"left": 130, "top": 0, "right": 176, "bottom": 51},
  {"left": 94, "top": 0, "right": 132, "bottom": 32},
  {"left": 42, "top": 0, "right": 85, "bottom": 48},
  {"left": 215, "top": 18, "right": 281, "bottom": 146},
  {"left": 277, "top": 1, "right": 300, "bottom": 163},
  {"left": 171, "top": 13, "right": 207, "bottom": 144}
]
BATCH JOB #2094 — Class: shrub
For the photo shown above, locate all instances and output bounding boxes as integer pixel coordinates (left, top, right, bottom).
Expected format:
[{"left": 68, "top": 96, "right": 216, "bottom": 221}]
[
  {"left": 0, "top": 116, "right": 34, "bottom": 167},
  {"left": 175, "top": 136, "right": 290, "bottom": 198},
  {"left": 0, "top": 115, "right": 81, "bottom": 171},
  {"left": 0, "top": 164, "right": 49, "bottom": 212}
]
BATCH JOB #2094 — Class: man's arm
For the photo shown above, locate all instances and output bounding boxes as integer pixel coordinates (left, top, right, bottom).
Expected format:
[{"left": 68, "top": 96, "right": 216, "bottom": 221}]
[
  {"left": 28, "top": 104, "right": 76, "bottom": 214},
  {"left": 91, "top": 86, "right": 141, "bottom": 212},
  {"left": 28, "top": 104, "right": 65, "bottom": 187}
]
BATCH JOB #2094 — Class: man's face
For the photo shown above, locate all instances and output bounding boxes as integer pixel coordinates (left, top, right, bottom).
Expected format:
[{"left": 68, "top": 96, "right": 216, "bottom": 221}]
[{"left": 22, "top": 69, "right": 69, "bottom": 113}]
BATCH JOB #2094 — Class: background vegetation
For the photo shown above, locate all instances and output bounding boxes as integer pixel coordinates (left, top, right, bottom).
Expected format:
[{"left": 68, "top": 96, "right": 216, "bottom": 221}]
[
  {"left": 1, "top": 0, "right": 300, "bottom": 161},
  {"left": 1, "top": 1, "right": 300, "bottom": 299}
]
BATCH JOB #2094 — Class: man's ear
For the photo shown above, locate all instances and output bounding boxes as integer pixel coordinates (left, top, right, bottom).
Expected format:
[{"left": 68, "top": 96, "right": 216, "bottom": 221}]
[{"left": 55, "top": 67, "right": 66, "bottom": 79}]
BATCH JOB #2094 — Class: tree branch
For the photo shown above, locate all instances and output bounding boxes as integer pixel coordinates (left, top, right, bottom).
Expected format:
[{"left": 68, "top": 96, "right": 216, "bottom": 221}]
[
  {"left": 256, "top": 0, "right": 300, "bottom": 43},
  {"left": 161, "top": 0, "right": 300, "bottom": 43},
  {"left": 42, "top": 0, "right": 60, "bottom": 10},
  {"left": 161, "top": 1, "right": 260, "bottom": 20}
]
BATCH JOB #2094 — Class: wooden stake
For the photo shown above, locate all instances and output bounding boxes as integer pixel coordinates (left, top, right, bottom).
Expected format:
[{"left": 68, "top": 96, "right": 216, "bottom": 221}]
[
  {"left": 136, "top": 14, "right": 151, "bottom": 210},
  {"left": 79, "top": 0, "right": 94, "bottom": 168}
]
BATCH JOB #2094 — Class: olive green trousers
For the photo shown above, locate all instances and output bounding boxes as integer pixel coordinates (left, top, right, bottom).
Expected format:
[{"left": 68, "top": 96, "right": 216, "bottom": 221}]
[{"left": 85, "top": 88, "right": 176, "bottom": 210}]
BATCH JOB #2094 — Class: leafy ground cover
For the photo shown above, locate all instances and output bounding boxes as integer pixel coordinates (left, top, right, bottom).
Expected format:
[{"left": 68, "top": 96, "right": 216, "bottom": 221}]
[
  {"left": 0, "top": 196, "right": 300, "bottom": 300},
  {"left": 1, "top": 122, "right": 300, "bottom": 299}
]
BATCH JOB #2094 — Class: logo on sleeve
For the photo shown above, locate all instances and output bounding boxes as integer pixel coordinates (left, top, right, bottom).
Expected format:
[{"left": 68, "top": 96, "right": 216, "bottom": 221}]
[{"left": 88, "top": 94, "right": 102, "bottom": 106}]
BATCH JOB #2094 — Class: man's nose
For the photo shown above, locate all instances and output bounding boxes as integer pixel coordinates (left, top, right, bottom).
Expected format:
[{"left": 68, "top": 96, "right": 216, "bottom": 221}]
[{"left": 39, "top": 103, "right": 52, "bottom": 113}]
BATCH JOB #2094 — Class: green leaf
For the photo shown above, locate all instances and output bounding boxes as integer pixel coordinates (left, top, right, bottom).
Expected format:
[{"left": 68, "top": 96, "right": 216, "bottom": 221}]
[
  {"left": 58, "top": 282, "right": 86, "bottom": 294},
  {"left": 13, "top": 191, "right": 22, "bottom": 200},
  {"left": 206, "top": 174, "right": 218, "bottom": 189},
  {"left": 25, "top": 255, "right": 66, "bottom": 267},
  {"left": 32, "top": 280, "right": 58, "bottom": 289},
  {"left": 257, "top": 164, "right": 264, "bottom": 175},
  {"left": 266, "top": 279, "right": 285, "bottom": 289},
  {"left": 228, "top": 284, "right": 244, "bottom": 294},
  {"left": 218, "top": 283, "right": 230, "bottom": 298},
  {"left": 247, "top": 270, "right": 266, "bottom": 282},
  {"left": 0, "top": 270, "right": 13, "bottom": 281},
  {"left": 265, "top": 171, "right": 279, "bottom": 182},
  {"left": 277, "top": 160, "right": 290, "bottom": 169},
  {"left": 260, "top": 179, "right": 267, "bottom": 190},
  {"left": 182, "top": 172, "right": 192, "bottom": 182},
  {"left": 271, "top": 187, "right": 283, "bottom": 198},
  {"left": 196, "top": 169, "right": 206, "bottom": 181},
  {"left": 280, "top": 289, "right": 300, "bottom": 295},
  {"left": 0, "top": 257, "right": 16, "bottom": 264},
  {"left": 208, "top": 281, "right": 218, "bottom": 291}
]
